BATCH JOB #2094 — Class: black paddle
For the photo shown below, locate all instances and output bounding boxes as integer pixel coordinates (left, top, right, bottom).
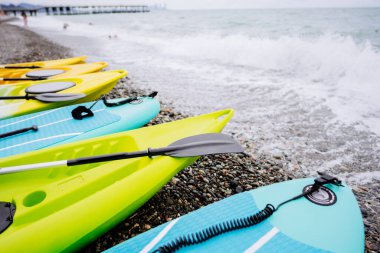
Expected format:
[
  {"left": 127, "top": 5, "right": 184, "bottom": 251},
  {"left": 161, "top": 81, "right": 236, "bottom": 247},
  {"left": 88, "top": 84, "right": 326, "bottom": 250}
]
[
  {"left": 0, "top": 77, "right": 47, "bottom": 81},
  {"left": 0, "top": 133, "right": 244, "bottom": 174},
  {"left": 1, "top": 69, "right": 66, "bottom": 81},
  {"left": 0, "top": 93, "right": 86, "bottom": 102},
  {"left": 0, "top": 65, "right": 41, "bottom": 69},
  {"left": 0, "top": 125, "right": 38, "bottom": 139}
]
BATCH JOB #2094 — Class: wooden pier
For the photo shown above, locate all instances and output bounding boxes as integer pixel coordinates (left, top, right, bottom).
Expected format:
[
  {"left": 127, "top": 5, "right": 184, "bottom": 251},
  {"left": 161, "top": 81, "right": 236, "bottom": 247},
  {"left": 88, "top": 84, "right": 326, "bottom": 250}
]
[
  {"left": 44, "top": 5, "right": 150, "bottom": 15},
  {"left": 0, "top": 5, "right": 41, "bottom": 16}
]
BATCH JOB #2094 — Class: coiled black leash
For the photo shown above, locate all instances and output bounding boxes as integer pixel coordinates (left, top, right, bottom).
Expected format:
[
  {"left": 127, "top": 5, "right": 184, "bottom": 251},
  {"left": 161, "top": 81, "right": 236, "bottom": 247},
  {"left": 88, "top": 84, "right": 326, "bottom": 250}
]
[
  {"left": 102, "top": 91, "right": 158, "bottom": 107},
  {"left": 71, "top": 92, "right": 158, "bottom": 120},
  {"left": 153, "top": 172, "right": 343, "bottom": 253}
]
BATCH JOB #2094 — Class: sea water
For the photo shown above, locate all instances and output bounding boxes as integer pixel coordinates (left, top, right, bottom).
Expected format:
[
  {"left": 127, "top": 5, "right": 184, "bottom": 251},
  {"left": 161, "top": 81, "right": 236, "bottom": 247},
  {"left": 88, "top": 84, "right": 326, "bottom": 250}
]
[{"left": 21, "top": 8, "right": 380, "bottom": 184}]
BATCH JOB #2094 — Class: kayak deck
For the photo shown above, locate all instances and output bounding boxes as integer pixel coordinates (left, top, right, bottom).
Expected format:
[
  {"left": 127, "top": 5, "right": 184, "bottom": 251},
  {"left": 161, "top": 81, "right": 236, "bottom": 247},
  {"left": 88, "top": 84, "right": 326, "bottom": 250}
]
[
  {"left": 0, "top": 97, "right": 160, "bottom": 158},
  {"left": 106, "top": 178, "right": 364, "bottom": 253}
]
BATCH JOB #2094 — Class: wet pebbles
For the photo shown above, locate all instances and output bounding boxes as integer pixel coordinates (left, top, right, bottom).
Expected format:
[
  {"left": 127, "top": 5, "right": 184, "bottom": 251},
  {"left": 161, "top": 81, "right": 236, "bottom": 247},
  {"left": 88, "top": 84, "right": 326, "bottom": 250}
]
[{"left": 0, "top": 23, "right": 71, "bottom": 64}]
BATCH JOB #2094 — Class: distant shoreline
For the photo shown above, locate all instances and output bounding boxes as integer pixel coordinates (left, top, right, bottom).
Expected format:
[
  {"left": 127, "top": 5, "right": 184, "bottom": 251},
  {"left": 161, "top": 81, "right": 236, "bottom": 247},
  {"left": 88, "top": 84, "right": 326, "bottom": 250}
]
[{"left": 0, "top": 16, "right": 19, "bottom": 23}]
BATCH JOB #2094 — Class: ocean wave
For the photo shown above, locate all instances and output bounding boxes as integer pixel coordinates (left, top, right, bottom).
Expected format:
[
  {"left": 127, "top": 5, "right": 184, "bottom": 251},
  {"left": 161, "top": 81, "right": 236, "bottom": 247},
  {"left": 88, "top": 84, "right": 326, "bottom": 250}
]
[
  {"left": 26, "top": 15, "right": 380, "bottom": 133},
  {"left": 162, "top": 33, "right": 380, "bottom": 82}
]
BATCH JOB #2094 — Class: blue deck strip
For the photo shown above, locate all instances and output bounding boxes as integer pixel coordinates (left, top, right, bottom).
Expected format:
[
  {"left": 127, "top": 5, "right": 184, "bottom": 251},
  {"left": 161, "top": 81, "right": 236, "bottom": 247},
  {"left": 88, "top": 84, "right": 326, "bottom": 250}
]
[
  {"left": 0, "top": 101, "right": 120, "bottom": 158},
  {"left": 105, "top": 191, "right": 328, "bottom": 253}
]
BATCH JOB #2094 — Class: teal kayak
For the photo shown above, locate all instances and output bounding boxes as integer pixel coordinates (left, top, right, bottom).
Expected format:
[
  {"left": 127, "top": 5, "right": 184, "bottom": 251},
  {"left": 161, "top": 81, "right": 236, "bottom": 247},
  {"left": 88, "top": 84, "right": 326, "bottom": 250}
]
[
  {"left": 105, "top": 174, "right": 364, "bottom": 253},
  {"left": 0, "top": 95, "right": 160, "bottom": 158}
]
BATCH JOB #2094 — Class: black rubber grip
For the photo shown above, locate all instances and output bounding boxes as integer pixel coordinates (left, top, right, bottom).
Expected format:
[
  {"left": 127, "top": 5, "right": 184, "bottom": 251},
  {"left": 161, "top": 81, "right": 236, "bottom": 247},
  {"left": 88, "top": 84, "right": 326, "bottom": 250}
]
[
  {"left": 4, "top": 65, "right": 41, "bottom": 69},
  {"left": 3, "top": 77, "right": 46, "bottom": 81},
  {"left": 67, "top": 150, "right": 148, "bottom": 166},
  {"left": 0, "top": 125, "right": 38, "bottom": 139}
]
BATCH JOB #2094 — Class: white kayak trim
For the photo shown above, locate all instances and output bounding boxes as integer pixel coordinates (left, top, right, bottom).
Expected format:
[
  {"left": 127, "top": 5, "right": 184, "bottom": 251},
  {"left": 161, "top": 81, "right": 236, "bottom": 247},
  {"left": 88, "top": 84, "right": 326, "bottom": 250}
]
[
  {"left": 0, "top": 160, "right": 67, "bottom": 174},
  {"left": 0, "top": 101, "right": 23, "bottom": 117},
  {"left": 140, "top": 218, "right": 180, "bottom": 253},
  {"left": 0, "top": 132, "right": 82, "bottom": 152},
  {"left": 244, "top": 227, "right": 279, "bottom": 253},
  {"left": 40, "top": 117, "right": 78, "bottom": 128}
]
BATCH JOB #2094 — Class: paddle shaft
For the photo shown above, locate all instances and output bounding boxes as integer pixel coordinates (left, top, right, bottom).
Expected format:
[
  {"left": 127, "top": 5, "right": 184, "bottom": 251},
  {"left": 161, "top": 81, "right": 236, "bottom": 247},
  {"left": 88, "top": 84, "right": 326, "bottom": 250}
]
[
  {"left": 0, "top": 77, "right": 46, "bottom": 81},
  {"left": 0, "top": 142, "right": 219, "bottom": 174},
  {"left": 0, "top": 95, "right": 36, "bottom": 100},
  {"left": 69, "top": 150, "right": 150, "bottom": 166},
  {"left": 0, "top": 93, "right": 86, "bottom": 102},
  {"left": 0, "top": 133, "right": 244, "bottom": 174},
  {"left": 0, "top": 65, "right": 41, "bottom": 69},
  {"left": 67, "top": 144, "right": 201, "bottom": 165},
  {"left": 0, "top": 146, "right": 182, "bottom": 174},
  {"left": 0, "top": 125, "right": 38, "bottom": 139},
  {"left": 69, "top": 143, "right": 204, "bottom": 166}
]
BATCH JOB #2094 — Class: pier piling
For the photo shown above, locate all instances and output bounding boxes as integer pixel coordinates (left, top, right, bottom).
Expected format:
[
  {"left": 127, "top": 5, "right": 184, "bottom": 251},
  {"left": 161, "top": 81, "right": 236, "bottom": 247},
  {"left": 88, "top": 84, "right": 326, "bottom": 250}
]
[{"left": 44, "top": 5, "right": 149, "bottom": 15}]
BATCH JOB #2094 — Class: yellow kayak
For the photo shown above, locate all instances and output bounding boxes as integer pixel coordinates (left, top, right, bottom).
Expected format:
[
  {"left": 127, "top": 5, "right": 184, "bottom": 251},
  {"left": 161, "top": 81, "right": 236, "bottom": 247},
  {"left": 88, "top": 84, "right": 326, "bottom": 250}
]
[
  {"left": 0, "top": 56, "right": 87, "bottom": 70},
  {"left": 0, "top": 109, "right": 233, "bottom": 252},
  {"left": 0, "top": 62, "right": 108, "bottom": 84},
  {"left": 0, "top": 70, "right": 127, "bottom": 119}
]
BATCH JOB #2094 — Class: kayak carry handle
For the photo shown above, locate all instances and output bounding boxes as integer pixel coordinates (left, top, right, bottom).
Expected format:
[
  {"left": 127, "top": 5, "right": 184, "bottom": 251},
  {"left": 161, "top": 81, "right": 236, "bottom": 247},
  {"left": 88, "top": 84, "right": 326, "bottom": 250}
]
[
  {"left": 102, "top": 91, "right": 158, "bottom": 107},
  {"left": 214, "top": 109, "right": 234, "bottom": 126},
  {"left": 110, "top": 70, "right": 128, "bottom": 80},
  {"left": 71, "top": 91, "right": 158, "bottom": 120},
  {"left": 0, "top": 125, "right": 38, "bottom": 139}
]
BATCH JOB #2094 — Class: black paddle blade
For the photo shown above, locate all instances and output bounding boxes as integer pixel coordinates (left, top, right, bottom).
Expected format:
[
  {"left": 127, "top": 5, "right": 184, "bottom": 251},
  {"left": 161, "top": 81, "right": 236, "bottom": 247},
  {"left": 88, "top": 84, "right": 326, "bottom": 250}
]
[
  {"left": 35, "top": 93, "right": 86, "bottom": 102},
  {"left": 163, "top": 133, "right": 244, "bottom": 157}
]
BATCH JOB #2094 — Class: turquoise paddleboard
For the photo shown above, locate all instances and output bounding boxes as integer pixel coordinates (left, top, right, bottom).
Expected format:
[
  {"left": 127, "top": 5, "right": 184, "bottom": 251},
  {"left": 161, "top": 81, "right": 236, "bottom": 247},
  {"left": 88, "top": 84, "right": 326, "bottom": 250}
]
[
  {"left": 0, "top": 96, "right": 160, "bottom": 158},
  {"left": 105, "top": 174, "right": 364, "bottom": 253}
]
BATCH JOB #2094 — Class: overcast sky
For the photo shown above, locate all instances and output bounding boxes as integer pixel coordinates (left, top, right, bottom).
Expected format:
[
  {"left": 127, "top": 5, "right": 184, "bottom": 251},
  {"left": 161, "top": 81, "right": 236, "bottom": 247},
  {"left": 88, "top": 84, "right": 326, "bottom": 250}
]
[{"left": 3, "top": 0, "right": 380, "bottom": 9}]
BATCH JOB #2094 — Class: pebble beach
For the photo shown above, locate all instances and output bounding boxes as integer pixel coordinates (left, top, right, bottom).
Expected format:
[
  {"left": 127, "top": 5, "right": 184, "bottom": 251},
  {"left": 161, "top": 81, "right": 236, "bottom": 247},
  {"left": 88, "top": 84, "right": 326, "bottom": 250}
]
[{"left": 0, "top": 22, "right": 379, "bottom": 252}]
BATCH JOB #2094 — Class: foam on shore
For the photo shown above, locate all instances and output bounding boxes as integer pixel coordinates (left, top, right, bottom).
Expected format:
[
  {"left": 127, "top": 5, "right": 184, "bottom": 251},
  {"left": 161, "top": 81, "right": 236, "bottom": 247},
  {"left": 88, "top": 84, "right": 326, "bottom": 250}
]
[{"left": 14, "top": 10, "right": 380, "bottom": 185}]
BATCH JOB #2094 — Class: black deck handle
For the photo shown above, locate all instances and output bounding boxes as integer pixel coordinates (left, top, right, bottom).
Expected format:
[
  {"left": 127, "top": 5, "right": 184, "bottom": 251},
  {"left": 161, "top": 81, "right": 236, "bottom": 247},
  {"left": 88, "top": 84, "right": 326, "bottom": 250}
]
[{"left": 0, "top": 125, "right": 38, "bottom": 139}]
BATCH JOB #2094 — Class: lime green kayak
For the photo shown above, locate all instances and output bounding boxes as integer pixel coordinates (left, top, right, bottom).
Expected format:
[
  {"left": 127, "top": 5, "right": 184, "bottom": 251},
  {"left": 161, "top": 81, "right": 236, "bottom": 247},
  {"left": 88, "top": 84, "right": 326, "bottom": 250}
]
[
  {"left": 0, "top": 62, "right": 108, "bottom": 84},
  {"left": 0, "top": 109, "right": 233, "bottom": 252},
  {"left": 0, "top": 56, "right": 87, "bottom": 69},
  {"left": 0, "top": 70, "right": 127, "bottom": 119}
]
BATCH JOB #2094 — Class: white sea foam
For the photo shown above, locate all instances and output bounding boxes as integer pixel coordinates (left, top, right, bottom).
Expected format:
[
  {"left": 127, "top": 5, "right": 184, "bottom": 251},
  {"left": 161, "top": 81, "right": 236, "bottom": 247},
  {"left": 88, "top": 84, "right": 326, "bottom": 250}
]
[
  {"left": 116, "top": 31, "right": 380, "bottom": 133},
  {"left": 21, "top": 10, "right": 380, "bottom": 184}
]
